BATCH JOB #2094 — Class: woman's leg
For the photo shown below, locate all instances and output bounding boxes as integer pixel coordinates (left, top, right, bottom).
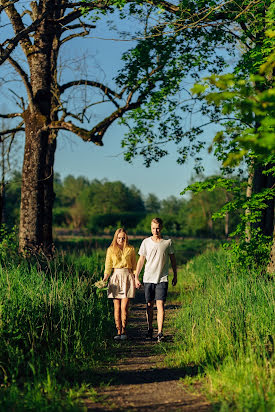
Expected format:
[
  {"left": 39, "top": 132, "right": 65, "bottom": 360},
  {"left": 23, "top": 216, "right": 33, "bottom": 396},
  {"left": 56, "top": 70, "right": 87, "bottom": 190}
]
[
  {"left": 113, "top": 298, "right": 122, "bottom": 335},
  {"left": 121, "top": 298, "right": 130, "bottom": 334}
]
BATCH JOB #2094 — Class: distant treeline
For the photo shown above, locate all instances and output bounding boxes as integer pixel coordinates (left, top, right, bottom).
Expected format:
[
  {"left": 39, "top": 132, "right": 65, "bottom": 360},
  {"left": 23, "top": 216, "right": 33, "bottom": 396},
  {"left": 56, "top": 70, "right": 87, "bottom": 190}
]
[{"left": 5, "top": 172, "right": 240, "bottom": 237}]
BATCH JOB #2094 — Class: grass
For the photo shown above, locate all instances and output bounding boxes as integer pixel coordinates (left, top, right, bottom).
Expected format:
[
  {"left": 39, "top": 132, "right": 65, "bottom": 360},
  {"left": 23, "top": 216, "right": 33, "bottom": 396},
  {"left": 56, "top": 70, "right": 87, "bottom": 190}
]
[
  {"left": 0, "top": 251, "right": 114, "bottom": 410},
  {"left": 55, "top": 236, "right": 221, "bottom": 266},
  {"left": 0, "top": 235, "right": 272, "bottom": 410},
  {"left": 165, "top": 248, "right": 274, "bottom": 411}
]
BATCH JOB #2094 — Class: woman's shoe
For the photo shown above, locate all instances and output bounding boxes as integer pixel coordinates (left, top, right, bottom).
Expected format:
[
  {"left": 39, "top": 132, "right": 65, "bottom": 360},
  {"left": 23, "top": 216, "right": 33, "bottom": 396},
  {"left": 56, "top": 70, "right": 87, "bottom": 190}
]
[
  {"left": 120, "top": 334, "right": 127, "bottom": 340},
  {"left": 114, "top": 335, "right": 121, "bottom": 340}
]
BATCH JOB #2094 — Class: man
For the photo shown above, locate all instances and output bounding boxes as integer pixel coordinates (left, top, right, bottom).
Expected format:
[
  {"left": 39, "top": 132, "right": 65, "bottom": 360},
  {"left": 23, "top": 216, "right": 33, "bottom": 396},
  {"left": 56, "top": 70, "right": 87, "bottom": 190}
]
[{"left": 135, "top": 217, "right": 177, "bottom": 342}]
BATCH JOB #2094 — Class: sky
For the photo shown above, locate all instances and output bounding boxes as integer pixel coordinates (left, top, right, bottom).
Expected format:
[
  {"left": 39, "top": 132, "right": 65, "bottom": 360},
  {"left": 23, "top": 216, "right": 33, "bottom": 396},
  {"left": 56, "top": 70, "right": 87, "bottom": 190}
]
[
  {"left": 53, "top": 11, "right": 221, "bottom": 200},
  {"left": 1, "top": 4, "right": 222, "bottom": 200}
]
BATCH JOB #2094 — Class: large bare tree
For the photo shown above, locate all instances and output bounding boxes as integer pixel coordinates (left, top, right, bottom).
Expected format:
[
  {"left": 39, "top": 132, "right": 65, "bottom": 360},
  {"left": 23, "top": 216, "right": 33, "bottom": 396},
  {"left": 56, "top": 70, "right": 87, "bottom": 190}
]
[{"left": 0, "top": 0, "right": 171, "bottom": 253}]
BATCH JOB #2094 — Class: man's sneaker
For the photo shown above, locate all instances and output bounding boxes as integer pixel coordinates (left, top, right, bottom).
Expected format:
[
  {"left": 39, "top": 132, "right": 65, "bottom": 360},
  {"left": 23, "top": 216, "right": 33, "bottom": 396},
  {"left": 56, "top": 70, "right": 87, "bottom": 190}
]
[
  {"left": 120, "top": 334, "right": 127, "bottom": 340},
  {"left": 114, "top": 335, "right": 121, "bottom": 340},
  {"left": 157, "top": 333, "right": 164, "bottom": 342},
  {"left": 145, "top": 328, "right": 153, "bottom": 340}
]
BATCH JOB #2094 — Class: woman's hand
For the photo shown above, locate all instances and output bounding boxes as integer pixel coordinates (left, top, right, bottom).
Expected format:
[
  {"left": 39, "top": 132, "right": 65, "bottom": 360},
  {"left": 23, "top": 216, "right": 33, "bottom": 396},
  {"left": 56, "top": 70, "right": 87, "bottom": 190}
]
[
  {"left": 135, "top": 278, "right": 141, "bottom": 289},
  {"left": 103, "top": 275, "right": 109, "bottom": 283}
]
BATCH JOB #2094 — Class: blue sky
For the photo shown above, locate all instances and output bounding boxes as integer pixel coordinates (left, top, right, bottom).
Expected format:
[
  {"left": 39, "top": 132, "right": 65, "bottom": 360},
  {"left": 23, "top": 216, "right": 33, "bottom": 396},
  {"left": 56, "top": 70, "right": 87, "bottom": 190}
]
[
  {"left": 54, "top": 12, "right": 221, "bottom": 199},
  {"left": 1, "top": 6, "right": 221, "bottom": 200}
]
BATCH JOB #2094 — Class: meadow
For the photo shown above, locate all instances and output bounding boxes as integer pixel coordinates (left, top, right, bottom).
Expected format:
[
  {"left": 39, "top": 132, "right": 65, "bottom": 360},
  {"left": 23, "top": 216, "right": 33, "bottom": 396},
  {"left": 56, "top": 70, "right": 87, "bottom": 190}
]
[
  {"left": 166, "top": 248, "right": 274, "bottom": 411},
  {"left": 0, "top": 237, "right": 273, "bottom": 410},
  {"left": 0, "top": 249, "right": 114, "bottom": 410}
]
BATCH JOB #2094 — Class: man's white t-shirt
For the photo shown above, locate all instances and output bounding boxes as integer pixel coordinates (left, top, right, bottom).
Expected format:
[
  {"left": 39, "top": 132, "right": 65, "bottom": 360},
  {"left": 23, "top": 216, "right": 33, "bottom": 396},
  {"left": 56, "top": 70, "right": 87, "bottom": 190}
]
[{"left": 138, "top": 237, "right": 174, "bottom": 284}]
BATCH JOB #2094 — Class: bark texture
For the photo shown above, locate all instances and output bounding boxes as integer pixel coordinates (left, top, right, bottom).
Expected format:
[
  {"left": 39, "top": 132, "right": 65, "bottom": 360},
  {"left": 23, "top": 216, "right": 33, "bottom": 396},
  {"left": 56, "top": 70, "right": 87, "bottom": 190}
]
[
  {"left": 18, "top": 0, "right": 61, "bottom": 253},
  {"left": 267, "top": 230, "right": 275, "bottom": 274}
]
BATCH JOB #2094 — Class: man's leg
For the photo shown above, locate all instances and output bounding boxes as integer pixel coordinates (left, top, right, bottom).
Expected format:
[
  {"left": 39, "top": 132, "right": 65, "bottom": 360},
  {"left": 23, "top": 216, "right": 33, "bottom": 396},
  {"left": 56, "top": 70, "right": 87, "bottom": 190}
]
[
  {"left": 146, "top": 300, "right": 154, "bottom": 330},
  {"left": 156, "top": 300, "right": 165, "bottom": 334}
]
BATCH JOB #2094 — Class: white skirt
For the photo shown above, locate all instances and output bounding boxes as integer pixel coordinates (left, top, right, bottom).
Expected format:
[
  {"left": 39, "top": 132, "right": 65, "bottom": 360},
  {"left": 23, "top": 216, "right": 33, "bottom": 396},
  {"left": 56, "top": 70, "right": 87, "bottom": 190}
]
[{"left": 108, "top": 268, "right": 135, "bottom": 299}]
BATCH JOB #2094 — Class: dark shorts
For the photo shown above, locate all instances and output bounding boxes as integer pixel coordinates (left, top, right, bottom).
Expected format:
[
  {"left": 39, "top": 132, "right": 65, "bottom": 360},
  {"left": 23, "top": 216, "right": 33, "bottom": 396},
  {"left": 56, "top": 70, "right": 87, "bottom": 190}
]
[{"left": 144, "top": 282, "right": 168, "bottom": 303}]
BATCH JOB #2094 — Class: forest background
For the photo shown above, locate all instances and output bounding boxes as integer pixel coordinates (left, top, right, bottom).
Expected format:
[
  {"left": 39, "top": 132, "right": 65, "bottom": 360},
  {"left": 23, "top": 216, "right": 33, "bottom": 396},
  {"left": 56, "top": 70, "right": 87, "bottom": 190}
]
[{"left": 4, "top": 171, "right": 238, "bottom": 238}]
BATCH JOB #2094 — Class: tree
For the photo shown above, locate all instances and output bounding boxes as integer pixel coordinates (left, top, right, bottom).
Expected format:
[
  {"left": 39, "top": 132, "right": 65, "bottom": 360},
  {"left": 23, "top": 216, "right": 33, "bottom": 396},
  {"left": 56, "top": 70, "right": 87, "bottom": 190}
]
[
  {"left": 117, "top": 0, "right": 274, "bottom": 268},
  {"left": 145, "top": 193, "right": 160, "bottom": 214},
  {"left": 0, "top": 0, "right": 184, "bottom": 253},
  {"left": 53, "top": 176, "right": 146, "bottom": 230}
]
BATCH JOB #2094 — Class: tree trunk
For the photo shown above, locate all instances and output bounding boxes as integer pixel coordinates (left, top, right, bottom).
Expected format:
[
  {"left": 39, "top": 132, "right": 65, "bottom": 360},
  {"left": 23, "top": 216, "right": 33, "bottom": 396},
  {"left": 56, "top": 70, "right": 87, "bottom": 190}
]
[
  {"left": 18, "top": 5, "right": 60, "bottom": 254},
  {"left": 19, "top": 109, "right": 49, "bottom": 252},
  {"left": 267, "top": 230, "right": 275, "bottom": 274},
  {"left": 225, "top": 212, "right": 229, "bottom": 237},
  {"left": 253, "top": 163, "right": 275, "bottom": 237},
  {"left": 42, "top": 136, "right": 56, "bottom": 251},
  {"left": 245, "top": 165, "right": 254, "bottom": 242}
]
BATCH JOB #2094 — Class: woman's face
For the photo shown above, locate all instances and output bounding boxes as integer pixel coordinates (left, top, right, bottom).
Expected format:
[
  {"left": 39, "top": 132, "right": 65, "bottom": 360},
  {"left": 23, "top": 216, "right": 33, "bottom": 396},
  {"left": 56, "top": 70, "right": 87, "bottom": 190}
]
[{"left": 116, "top": 232, "right": 126, "bottom": 248}]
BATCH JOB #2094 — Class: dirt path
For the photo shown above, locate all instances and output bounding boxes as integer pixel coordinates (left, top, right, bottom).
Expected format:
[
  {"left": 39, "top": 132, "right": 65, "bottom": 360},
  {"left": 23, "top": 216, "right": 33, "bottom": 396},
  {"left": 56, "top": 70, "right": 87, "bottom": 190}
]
[{"left": 86, "top": 290, "right": 212, "bottom": 411}]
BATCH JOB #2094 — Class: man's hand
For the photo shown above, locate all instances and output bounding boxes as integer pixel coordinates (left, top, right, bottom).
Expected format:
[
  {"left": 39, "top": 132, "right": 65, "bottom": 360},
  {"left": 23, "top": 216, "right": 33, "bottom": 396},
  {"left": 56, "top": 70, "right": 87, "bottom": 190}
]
[
  {"left": 135, "top": 278, "right": 142, "bottom": 289},
  {"left": 172, "top": 276, "right": 177, "bottom": 286}
]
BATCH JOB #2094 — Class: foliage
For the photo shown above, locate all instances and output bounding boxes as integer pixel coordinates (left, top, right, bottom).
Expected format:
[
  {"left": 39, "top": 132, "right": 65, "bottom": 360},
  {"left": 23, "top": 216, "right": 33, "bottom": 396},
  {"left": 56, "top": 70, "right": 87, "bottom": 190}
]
[
  {"left": 0, "top": 224, "right": 18, "bottom": 261},
  {"left": 166, "top": 248, "right": 275, "bottom": 411},
  {"left": 181, "top": 171, "right": 274, "bottom": 268},
  {"left": 3, "top": 171, "right": 238, "bottom": 238},
  {"left": 4, "top": 171, "right": 21, "bottom": 226},
  {"left": 53, "top": 176, "right": 146, "bottom": 230},
  {"left": 116, "top": 11, "right": 230, "bottom": 169},
  {"left": 87, "top": 211, "right": 146, "bottom": 233}
]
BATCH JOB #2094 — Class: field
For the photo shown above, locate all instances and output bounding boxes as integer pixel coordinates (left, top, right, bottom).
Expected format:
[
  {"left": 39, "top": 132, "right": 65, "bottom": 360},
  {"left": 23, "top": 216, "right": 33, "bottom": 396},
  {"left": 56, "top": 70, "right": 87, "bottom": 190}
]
[
  {"left": 0, "top": 237, "right": 273, "bottom": 410},
  {"left": 166, "top": 248, "right": 274, "bottom": 411}
]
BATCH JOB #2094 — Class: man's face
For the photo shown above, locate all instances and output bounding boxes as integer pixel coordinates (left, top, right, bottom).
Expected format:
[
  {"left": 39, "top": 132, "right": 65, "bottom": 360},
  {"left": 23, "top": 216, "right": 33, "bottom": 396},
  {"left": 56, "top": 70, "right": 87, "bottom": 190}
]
[{"left": 151, "top": 222, "right": 162, "bottom": 237}]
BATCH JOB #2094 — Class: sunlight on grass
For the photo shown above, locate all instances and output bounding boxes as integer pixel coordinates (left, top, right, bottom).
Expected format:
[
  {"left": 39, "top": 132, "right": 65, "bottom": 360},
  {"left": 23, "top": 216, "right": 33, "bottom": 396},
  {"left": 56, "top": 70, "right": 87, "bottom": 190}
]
[{"left": 165, "top": 248, "right": 274, "bottom": 411}]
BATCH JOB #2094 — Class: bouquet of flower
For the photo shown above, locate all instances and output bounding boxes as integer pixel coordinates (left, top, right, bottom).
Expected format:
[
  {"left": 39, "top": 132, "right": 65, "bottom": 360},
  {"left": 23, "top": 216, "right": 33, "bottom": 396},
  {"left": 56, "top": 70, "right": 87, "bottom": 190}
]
[{"left": 94, "top": 279, "right": 107, "bottom": 289}]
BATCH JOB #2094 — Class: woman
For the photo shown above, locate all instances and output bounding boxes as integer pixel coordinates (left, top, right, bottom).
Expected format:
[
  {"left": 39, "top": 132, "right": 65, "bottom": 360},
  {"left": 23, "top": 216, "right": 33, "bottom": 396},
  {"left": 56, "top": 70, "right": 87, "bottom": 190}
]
[{"left": 103, "top": 228, "right": 136, "bottom": 340}]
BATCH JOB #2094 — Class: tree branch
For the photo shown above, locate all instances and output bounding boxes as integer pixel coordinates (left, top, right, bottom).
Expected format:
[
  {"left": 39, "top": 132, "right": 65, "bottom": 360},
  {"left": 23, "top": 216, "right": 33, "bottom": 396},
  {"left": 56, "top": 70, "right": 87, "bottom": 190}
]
[
  {"left": 0, "top": 0, "right": 32, "bottom": 57},
  {"left": 59, "top": 79, "right": 122, "bottom": 107},
  {"left": 0, "top": 0, "right": 18, "bottom": 12},
  {"left": 47, "top": 99, "right": 143, "bottom": 144},
  {"left": 145, "top": 0, "right": 179, "bottom": 13},
  {"left": 7, "top": 55, "right": 34, "bottom": 106},
  {"left": 0, "top": 126, "right": 24, "bottom": 138},
  {"left": 60, "top": 30, "right": 90, "bottom": 45},
  {"left": 0, "top": 112, "right": 22, "bottom": 118},
  {"left": 61, "top": 23, "right": 96, "bottom": 32}
]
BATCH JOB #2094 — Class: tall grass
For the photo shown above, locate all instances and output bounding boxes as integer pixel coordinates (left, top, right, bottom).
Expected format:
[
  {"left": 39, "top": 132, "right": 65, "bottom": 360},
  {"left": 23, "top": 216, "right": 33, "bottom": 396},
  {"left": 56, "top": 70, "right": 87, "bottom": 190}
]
[
  {"left": 167, "top": 248, "right": 274, "bottom": 411},
  {"left": 0, "top": 251, "right": 113, "bottom": 410}
]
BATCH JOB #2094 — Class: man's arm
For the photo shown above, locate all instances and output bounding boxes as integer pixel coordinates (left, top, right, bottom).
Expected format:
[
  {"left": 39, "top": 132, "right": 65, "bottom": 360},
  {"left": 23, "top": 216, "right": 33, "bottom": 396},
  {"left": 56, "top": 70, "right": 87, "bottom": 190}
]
[
  {"left": 135, "top": 255, "right": 145, "bottom": 289},
  {"left": 169, "top": 253, "right": 177, "bottom": 286}
]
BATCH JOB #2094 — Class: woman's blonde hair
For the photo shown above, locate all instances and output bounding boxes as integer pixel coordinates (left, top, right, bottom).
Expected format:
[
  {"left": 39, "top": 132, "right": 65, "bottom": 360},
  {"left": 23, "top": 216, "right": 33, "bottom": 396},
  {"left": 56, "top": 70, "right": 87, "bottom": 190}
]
[{"left": 110, "top": 228, "right": 129, "bottom": 254}]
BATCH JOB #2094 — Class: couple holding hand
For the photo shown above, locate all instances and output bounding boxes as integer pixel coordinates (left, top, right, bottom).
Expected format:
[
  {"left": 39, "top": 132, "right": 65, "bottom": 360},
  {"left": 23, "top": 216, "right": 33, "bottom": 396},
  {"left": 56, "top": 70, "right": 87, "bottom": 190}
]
[{"left": 103, "top": 217, "right": 177, "bottom": 342}]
